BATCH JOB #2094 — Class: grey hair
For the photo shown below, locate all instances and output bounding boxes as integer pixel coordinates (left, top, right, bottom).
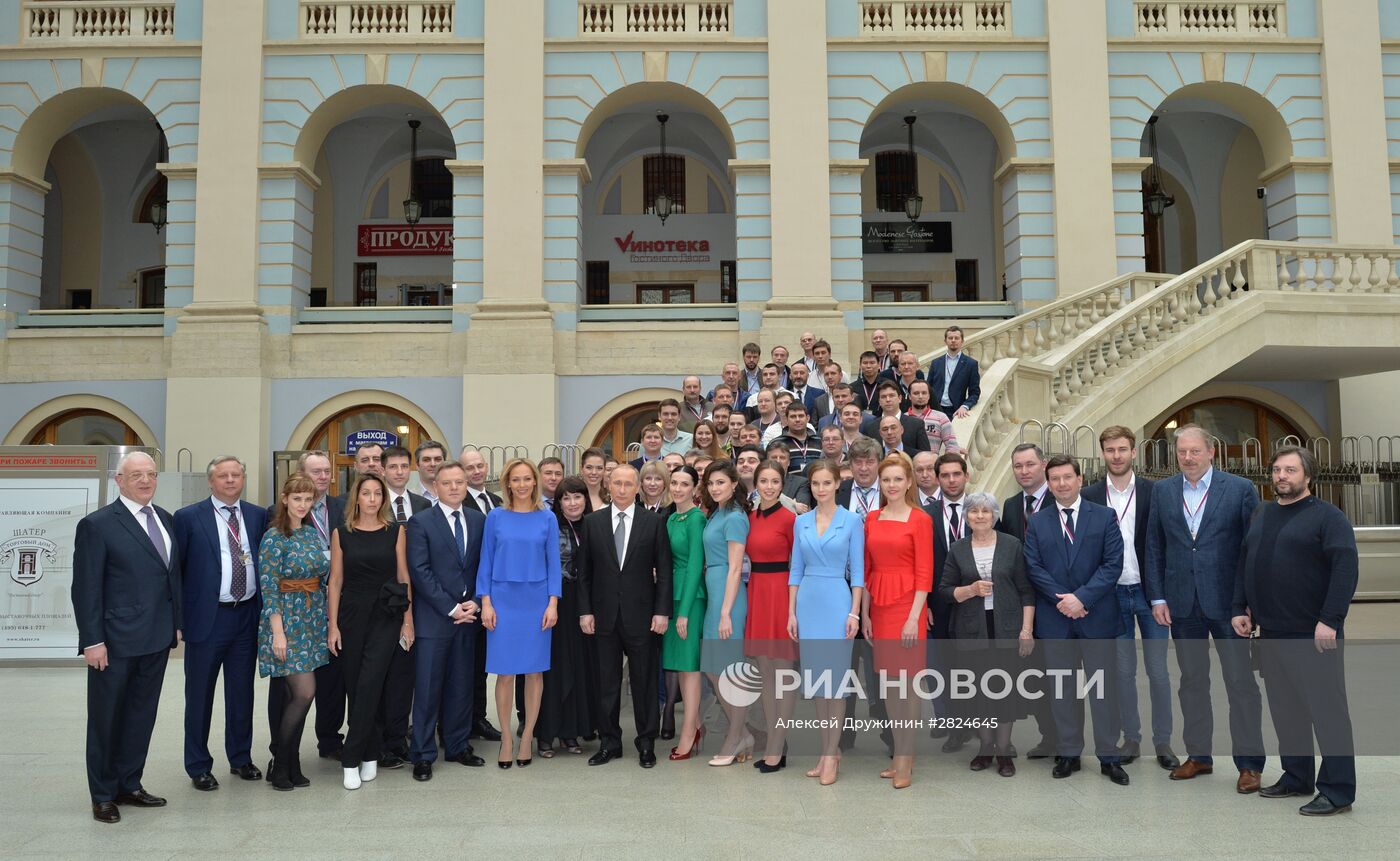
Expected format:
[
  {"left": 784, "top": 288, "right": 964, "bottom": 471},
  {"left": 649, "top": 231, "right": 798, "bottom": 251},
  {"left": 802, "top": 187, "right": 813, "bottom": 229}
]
[
  {"left": 116, "top": 451, "right": 157, "bottom": 473},
  {"left": 205, "top": 455, "right": 246, "bottom": 479},
  {"left": 1173, "top": 424, "right": 1214, "bottom": 448},
  {"left": 963, "top": 492, "right": 999, "bottom": 516}
]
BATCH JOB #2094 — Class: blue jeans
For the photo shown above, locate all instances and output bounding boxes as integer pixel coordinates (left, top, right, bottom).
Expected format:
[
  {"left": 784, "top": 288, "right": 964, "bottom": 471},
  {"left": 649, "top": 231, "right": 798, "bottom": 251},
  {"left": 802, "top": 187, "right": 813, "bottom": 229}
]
[{"left": 1115, "top": 585, "right": 1171, "bottom": 747}]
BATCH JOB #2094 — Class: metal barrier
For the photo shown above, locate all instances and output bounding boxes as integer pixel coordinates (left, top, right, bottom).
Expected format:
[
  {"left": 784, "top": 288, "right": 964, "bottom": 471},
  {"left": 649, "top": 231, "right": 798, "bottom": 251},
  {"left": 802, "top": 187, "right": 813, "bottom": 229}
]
[
  {"left": 541, "top": 443, "right": 585, "bottom": 473},
  {"left": 460, "top": 444, "right": 530, "bottom": 483}
]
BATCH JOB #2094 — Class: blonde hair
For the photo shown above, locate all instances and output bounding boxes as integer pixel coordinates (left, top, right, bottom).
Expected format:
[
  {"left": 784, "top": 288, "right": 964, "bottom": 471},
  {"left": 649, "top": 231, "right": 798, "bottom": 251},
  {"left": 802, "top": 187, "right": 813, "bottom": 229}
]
[
  {"left": 500, "top": 458, "right": 542, "bottom": 512},
  {"left": 638, "top": 460, "right": 674, "bottom": 508},
  {"left": 344, "top": 474, "right": 393, "bottom": 532},
  {"left": 877, "top": 452, "right": 920, "bottom": 510}
]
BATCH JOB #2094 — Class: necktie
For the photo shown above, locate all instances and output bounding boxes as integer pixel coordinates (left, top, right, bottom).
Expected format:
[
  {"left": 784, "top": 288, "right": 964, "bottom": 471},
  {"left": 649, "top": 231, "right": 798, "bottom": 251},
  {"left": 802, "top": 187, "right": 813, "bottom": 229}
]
[
  {"left": 614, "top": 511, "right": 627, "bottom": 564},
  {"left": 856, "top": 487, "right": 873, "bottom": 515},
  {"left": 1062, "top": 507, "right": 1076, "bottom": 544},
  {"left": 948, "top": 503, "right": 960, "bottom": 540},
  {"left": 395, "top": 495, "right": 407, "bottom": 522},
  {"left": 452, "top": 510, "right": 466, "bottom": 563},
  {"left": 1024, "top": 494, "right": 1035, "bottom": 536},
  {"left": 141, "top": 506, "right": 169, "bottom": 567},
  {"left": 312, "top": 500, "right": 329, "bottom": 549},
  {"left": 478, "top": 492, "right": 492, "bottom": 512},
  {"left": 224, "top": 505, "right": 246, "bottom": 599}
]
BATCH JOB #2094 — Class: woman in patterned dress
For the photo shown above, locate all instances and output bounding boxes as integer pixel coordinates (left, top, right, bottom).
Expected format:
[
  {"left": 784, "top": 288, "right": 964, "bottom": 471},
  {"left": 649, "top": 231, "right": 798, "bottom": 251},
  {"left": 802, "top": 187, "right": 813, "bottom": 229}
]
[{"left": 258, "top": 473, "right": 329, "bottom": 791}]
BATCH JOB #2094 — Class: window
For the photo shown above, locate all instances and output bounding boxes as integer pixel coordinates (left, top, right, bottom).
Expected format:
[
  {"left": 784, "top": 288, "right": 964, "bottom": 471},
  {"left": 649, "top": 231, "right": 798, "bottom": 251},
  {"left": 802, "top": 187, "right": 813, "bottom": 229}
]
[
  {"left": 875, "top": 150, "right": 917, "bottom": 213},
  {"left": 720, "top": 260, "right": 737, "bottom": 304},
  {"left": 355, "top": 263, "right": 378, "bottom": 306},
  {"left": 586, "top": 261, "right": 610, "bottom": 305},
  {"left": 139, "top": 268, "right": 165, "bottom": 309},
  {"left": 870, "top": 284, "right": 928, "bottom": 303},
  {"left": 642, "top": 154, "right": 686, "bottom": 215},
  {"left": 955, "top": 259, "right": 979, "bottom": 302},
  {"left": 592, "top": 402, "right": 663, "bottom": 461},
  {"left": 636, "top": 284, "right": 694, "bottom": 304},
  {"left": 26, "top": 409, "right": 141, "bottom": 446},
  {"left": 413, "top": 158, "right": 453, "bottom": 218},
  {"left": 302, "top": 405, "right": 427, "bottom": 497}
]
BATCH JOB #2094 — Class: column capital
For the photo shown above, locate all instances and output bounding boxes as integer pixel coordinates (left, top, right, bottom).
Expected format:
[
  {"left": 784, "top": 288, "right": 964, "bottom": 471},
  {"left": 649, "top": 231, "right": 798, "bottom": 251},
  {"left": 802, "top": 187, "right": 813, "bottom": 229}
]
[
  {"left": 542, "top": 158, "right": 591, "bottom": 183},
  {"left": 727, "top": 158, "right": 771, "bottom": 183},
  {"left": 157, "top": 162, "right": 197, "bottom": 181},
  {"left": 1258, "top": 157, "right": 1331, "bottom": 185},
  {"left": 0, "top": 168, "right": 51, "bottom": 195},
  {"left": 444, "top": 159, "right": 485, "bottom": 177},
  {"left": 993, "top": 158, "right": 1054, "bottom": 182},
  {"left": 258, "top": 161, "right": 322, "bottom": 190},
  {"left": 829, "top": 158, "right": 869, "bottom": 175}
]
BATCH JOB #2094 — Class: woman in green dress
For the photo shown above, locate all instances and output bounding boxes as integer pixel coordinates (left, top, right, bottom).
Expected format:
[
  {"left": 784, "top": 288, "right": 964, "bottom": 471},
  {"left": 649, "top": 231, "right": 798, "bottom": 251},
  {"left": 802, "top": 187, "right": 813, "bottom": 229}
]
[{"left": 662, "top": 465, "right": 706, "bottom": 760}]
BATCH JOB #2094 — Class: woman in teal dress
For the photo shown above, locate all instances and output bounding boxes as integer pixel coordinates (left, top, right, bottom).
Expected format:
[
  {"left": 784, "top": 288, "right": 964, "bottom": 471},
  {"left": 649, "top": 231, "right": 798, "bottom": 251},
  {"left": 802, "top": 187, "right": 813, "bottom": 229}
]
[
  {"left": 662, "top": 466, "right": 706, "bottom": 760},
  {"left": 699, "top": 461, "right": 753, "bottom": 766},
  {"left": 258, "top": 473, "right": 329, "bottom": 791}
]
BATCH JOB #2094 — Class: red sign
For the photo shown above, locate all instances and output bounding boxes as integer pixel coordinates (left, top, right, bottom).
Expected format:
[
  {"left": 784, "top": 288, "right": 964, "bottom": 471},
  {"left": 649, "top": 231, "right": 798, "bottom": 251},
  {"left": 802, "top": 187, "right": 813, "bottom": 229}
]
[
  {"left": 357, "top": 224, "right": 452, "bottom": 256},
  {"left": 0, "top": 455, "right": 100, "bottom": 470}
]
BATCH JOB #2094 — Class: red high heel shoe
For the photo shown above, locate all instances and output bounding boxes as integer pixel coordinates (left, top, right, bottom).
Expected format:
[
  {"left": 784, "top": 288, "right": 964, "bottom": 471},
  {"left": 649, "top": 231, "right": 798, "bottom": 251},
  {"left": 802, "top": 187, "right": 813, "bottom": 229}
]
[{"left": 669, "top": 726, "right": 705, "bottom": 761}]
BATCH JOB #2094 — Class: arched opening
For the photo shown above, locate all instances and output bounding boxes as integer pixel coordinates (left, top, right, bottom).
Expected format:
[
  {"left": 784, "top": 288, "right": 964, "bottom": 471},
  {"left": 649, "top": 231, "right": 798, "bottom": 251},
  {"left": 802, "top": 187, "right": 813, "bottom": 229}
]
[
  {"left": 302, "top": 404, "right": 429, "bottom": 497},
  {"left": 297, "top": 86, "right": 455, "bottom": 308},
  {"left": 1141, "top": 83, "right": 1288, "bottom": 272},
  {"left": 578, "top": 83, "right": 737, "bottom": 306},
  {"left": 859, "top": 84, "right": 1016, "bottom": 304},
  {"left": 25, "top": 409, "right": 142, "bottom": 446},
  {"left": 1151, "top": 397, "right": 1304, "bottom": 467},
  {"left": 22, "top": 89, "right": 170, "bottom": 310},
  {"left": 591, "top": 402, "right": 662, "bottom": 461}
]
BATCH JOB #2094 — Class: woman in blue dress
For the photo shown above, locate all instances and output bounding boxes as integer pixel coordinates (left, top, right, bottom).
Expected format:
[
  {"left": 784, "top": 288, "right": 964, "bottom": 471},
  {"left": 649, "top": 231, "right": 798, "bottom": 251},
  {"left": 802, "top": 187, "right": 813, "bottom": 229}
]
[
  {"left": 479, "top": 459, "right": 562, "bottom": 769},
  {"left": 787, "top": 459, "right": 865, "bottom": 786},
  {"left": 699, "top": 460, "right": 752, "bottom": 766},
  {"left": 258, "top": 473, "right": 329, "bottom": 791}
]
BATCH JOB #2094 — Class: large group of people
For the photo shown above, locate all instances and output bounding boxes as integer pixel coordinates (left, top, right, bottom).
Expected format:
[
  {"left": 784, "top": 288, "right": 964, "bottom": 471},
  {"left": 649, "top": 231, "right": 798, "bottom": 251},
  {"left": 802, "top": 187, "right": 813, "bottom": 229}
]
[{"left": 73, "top": 328, "right": 1359, "bottom": 825}]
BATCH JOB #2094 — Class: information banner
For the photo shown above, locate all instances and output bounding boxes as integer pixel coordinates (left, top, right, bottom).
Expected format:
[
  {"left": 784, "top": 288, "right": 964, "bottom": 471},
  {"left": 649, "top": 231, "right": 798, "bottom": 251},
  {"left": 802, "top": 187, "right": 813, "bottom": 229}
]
[
  {"left": 861, "top": 221, "right": 953, "bottom": 254},
  {"left": 0, "top": 478, "right": 101, "bottom": 658}
]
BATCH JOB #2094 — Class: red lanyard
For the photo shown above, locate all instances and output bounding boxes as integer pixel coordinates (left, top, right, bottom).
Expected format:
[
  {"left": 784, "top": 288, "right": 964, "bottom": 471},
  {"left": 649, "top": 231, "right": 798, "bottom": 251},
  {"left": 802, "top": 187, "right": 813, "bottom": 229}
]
[
  {"left": 685, "top": 401, "right": 704, "bottom": 420},
  {"left": 1183, "top": 488, "right": 1209, "bottom": 523},
  {"left": 221, "top": 505, "right": 245, "bottom": 549},
  {"left": 855, "top": 487, "right": 875, "bottom": 515},
  {"left": 945, "top": 504, "right": 962, "bottom": 541},
  {"left": 1109, "top": 484, "right": 1136, "bottom": 524}
]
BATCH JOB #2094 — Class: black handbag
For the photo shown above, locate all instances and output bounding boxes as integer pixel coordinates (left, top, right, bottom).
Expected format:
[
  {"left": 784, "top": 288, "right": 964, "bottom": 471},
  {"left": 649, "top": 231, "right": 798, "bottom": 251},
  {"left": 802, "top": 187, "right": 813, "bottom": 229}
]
[{"left": 377, "top": 580, "right": 410, "bottom": 616}]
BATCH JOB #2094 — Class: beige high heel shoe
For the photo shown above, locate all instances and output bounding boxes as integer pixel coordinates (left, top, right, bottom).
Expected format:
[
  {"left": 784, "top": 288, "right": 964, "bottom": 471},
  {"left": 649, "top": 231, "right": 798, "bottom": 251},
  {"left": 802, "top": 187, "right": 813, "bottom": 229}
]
[
  {"left": 819, "top": 756, "right": 841, "bottom": 786},
  {"left": 707, "top": 733, "right": 755, "bottom": 767},
  {"left": 891, "top": 756, "right": 914, "bottom": 789}
]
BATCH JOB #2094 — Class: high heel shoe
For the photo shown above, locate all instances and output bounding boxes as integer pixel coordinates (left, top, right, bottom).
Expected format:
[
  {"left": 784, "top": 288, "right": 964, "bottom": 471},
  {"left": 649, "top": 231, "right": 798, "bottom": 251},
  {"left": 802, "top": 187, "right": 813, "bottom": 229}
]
[
  {"left": 754, "top": 741, "right": 788, "bottom": 771},
  {"left": 891, "top": 756, "right": 913, "bottom": 790},
  {"left": 497, "top": 740, "right": 514, "bottom": 769},
  {"left": 669, "top": 727, "right": 705, "bottom": 760},
  {"left": 819, "top": 756, "right": 841, "bottom": 786},
  {"left": 707, "top": 733, "right": 754, "bottom": 767}
]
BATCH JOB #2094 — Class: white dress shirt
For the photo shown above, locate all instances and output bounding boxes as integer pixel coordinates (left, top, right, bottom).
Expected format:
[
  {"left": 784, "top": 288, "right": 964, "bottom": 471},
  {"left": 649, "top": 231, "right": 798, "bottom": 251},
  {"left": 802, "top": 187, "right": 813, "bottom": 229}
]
[
  {"left": 1106, "top": 475, "right": 1141, "bottom": 585},
  {"left": 941, "top": 352, "right": 961, "bottom": 408},
  {"left": 438, "top": 501, "right": 470, "bottom": 616},
  {"left": 847, "top": 482, "right": 880, "bottom": 516},
  {"left": 388, "top": 489, "right": 415, "bottom": 522},
  {"left": 210, "top": 496, "right": 253, "bottom": 602},
  {"left": 416, "top": 478, "right": 437, "bottom": 505},
  {"left": 941, "top": 494, "right": 966, "bottom": 546},
  {"left": 610, "top": 502, "right": 636, "bottom": 563},
  {"left": 119, "top": 494, "right": 171, "bottom": 561},
  {"left": 1058, "top": 495, "right": 1082, "bottom": 542},
  {"left": 469, "top": 488, "right": 494, "bottom": 513}
]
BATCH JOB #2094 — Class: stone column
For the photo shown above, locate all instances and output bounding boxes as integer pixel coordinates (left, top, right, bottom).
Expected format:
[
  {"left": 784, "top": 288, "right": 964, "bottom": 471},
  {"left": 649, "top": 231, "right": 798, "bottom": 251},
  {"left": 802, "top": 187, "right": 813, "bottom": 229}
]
[
  {"left": 829, "top": 159, "right": 868, "bottom": 366},
  {"left": 0, "top": 171, "right": 48, "bottom": 334},
  {"left": 729, "top": 159, "right": 772, "bottom": 341},
  {"left": 157, "top": 163, "right": 197, "bottom": 316},
  {"left": 1111, "top": 158, "right": 1150, "bottom": 274},
  {"left": 1318, "top": 0, "right": 1392, "bottom": 244},
  {"left": 997, "top": 162, "right": 1057, "bottom": 306}
]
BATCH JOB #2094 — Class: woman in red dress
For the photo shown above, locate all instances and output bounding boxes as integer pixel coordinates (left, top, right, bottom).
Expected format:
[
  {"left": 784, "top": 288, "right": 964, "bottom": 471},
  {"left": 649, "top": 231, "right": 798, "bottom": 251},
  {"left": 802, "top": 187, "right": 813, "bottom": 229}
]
[
  {"left": 861, "top": 453, "right": 934, "bottom": 789},
  {"left": 745, "top": 460, "right": 798, "bottom": 773}
]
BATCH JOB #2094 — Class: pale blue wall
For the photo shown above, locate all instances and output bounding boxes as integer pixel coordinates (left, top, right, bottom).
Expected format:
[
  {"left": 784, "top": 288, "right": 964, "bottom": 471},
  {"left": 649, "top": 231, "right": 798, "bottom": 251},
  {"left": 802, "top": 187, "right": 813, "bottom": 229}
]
[
  {"left": 732, "top": 0, "right": 767, "bottom": 37},
  {"left": 826, "top": 0, "right": 858, "bottom": 37},
  {"left": 1012, "top": 0, "right": 1046, "bottom": 37},
  {"left": 266, "top": 0, "right": 297, "bottom": 40},
  {"left": 1384, "top": 0, "right": 1400, "bottom": 37},
  {"left": 457, "top": 0, "right": 483, "bottom": 38},
  {"left": 545, "top": 0, "right": 576, "bottom": 37},
  {"left": 175, "top": 0, "right": 203, "bottom": 39},
  {"left": 1, "top": 381, "right": 168, "bottom": 448}
]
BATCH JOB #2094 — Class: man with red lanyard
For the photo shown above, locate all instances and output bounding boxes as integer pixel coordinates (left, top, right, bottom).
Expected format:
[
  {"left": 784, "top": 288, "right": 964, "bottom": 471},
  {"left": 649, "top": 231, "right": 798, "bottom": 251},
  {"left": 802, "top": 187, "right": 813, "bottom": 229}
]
[
  {"left": 678, "top": 375, "right": 708, "bottom": 433},
  {"left": 1082, "top": 426, "right": 1178, "bottom": 772},
  {"left": 923, "top": 453, "right": 970, "bottom": 752}
]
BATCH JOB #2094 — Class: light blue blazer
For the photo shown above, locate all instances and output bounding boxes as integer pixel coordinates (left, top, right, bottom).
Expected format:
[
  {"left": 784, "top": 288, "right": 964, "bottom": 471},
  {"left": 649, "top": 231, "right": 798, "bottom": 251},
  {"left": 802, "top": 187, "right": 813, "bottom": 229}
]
[{"left": 789, "top": 506, "right": 865, "bottom": 590}]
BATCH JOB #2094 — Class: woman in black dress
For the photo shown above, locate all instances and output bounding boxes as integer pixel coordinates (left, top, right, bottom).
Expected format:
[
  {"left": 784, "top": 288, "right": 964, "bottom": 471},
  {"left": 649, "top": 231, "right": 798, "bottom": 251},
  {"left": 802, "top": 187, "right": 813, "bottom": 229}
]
[
  {"left": 327, "top": 474, "right": 412, "bottom": 790},
  {"left": 534, "top": 476, "right": 595, "bottom": 756}
]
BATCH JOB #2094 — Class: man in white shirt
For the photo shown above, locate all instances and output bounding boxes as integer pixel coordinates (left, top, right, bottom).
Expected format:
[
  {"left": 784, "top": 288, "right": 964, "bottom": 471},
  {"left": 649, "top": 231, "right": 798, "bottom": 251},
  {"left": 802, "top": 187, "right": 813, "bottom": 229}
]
[
  {"left": 913, "top": 451, "right": 940, "bottom": 508},
  {"left": 657, "top": 400, "right": 694, "bottom": 456},
  {"left": 457, "top": 447, "right": 502, "bottom": 743},
  {"left": 1082, "top": 426, "right": 1176, "bottom": 771},
  {"left": 413, "top": 441, "right": 448, "bottom": 504},
  {"left": 871, "top": 328, "right": 892, "bottom": 372},
  {"left": 839, "top": 438, "right": 883, "bottom": 515},
  {"left": 797, "top": 331, "right": 818, "bottom": 374},
  {"left": 383, "top": 445, "right": 430, "bottom": 523}
]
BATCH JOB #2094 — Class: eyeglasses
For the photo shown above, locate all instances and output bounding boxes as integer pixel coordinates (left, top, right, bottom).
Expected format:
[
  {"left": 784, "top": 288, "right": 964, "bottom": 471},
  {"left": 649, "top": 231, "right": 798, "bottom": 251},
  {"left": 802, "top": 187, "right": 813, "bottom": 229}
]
[{"left": 119, "top": 471, "right": 159, "bottom": 481}]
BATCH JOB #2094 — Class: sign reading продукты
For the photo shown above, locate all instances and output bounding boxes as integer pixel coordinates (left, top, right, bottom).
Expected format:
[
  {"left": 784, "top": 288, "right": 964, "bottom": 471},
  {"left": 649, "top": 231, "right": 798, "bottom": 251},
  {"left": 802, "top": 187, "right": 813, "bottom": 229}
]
[
  {"left": 344, "top": 429, "right": 399, "bottom": 455},
  {"left": 357, "top": 224, "right": 452, "bottom": 256},
  {"left": 862, "top": 221, "right": 953, "bottom": 254}
]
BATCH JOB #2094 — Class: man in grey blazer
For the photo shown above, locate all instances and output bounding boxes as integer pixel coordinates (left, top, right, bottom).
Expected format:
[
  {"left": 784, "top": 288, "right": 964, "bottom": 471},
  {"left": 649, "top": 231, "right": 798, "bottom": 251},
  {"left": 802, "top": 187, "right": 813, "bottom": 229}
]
[{"left": 1145, "top": 424, "right": 1265, "bottom": 792}]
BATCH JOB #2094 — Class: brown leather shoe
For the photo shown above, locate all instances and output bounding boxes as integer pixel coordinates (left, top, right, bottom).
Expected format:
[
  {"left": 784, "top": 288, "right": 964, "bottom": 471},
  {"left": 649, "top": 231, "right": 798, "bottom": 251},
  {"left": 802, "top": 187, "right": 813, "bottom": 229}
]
[
  {"left": 1169, "top": 759, "right": 1214, "bottom": 780},
  {"left": 1236, "top": 769, "right": 1262, "bottom": 794},
  {"left": 92, "top": 801, "right": 120, "bottom": 824}
]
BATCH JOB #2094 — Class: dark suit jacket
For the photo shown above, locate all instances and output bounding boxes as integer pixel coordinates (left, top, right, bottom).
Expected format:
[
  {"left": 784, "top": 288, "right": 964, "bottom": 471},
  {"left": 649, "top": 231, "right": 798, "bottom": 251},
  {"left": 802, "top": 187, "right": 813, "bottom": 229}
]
[
  {"left": 1023, "top": 500, "right": 1124, "bottom": 639},
  {"left": 783, "top": 473, "right": 814, "bottom": 508},
  {"left": 868, "top": 413, "right": 931, "bottom": 452},
  {"left": 1144, "top": 470, "right": 1258, "bottom": 621},
  {"left": 851, "top": 376, "right": 886, "bottom": 413},
  {"left": 997, "top": 488, "right": 1048, "bottom": 540},
  {"left": 836, "top": 478, "right": 880, "bottom": 510},
  {"left": 174, "top": 498, "right": 268, "bottom": 644},
  {"left": 787, "top": 386, "right": 822, "bottom": 416},
  {"left": 926, "top": 353, "right": 981, "bottom": 411},
  {"left": 577, "top": 505, "right": 673, "bottom": 635},
  {"left": 937, "top": 532, "right": 1033, "bottom": 641},
  {"left": 1082, "top": 475, "right": 1154, "bottom": 578},
  {"left": 72, "top": 499, "right": 182, "bottom": 657},
  {"left": 387, "top": 489, "right": 431, "bottom": 522},
  {"left": 407, "top": 505, "right": 486, "bottom": 639},
  {"left": 921, "top": 497, "right": 963, "bottom": 638},
  {"left": 464, "top": 488, "right": 503, "bottom": 515}
]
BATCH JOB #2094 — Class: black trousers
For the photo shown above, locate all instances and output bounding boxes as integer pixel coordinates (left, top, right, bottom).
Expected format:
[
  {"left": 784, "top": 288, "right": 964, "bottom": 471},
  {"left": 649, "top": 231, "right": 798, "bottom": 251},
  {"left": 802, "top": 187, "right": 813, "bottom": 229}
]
[
  {"left": 338, "top": 592, "right": 399, "bottom": 767},
  {"left": 1042, "top": 637, "right": 1122, "bottom": 763},
  {"left": 87, "top": 649, "right": 169, "bottom": 802},
  {"left": 380, "top": 641, "right": 414, "bottom": 756},
  {"left": 594, "top": 623, "right": 658, "bottom": 752},
  {"left": 1261, "top": 630, "right": 1356, "bottom": 806}
]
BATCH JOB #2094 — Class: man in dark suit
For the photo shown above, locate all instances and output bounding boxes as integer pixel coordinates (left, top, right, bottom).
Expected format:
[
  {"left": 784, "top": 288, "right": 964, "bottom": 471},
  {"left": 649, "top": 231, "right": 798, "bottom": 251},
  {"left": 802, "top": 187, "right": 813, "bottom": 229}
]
[
  {"left": 379, "top": 445, "right": 430, "bottom": 767},
  {"left": 925, "top": 325, "right": 980, "bottom": 419},
  {"left": 406, "top": 461, "right": 487, "bottom": 781},
  {"left": 871, "top": 382, "right": 931, "bottom": 452},
  {"left": 922, "top": 453, "right": 969, "bottom": 749},
  {"left": 997, "top": 443, "right": 1049, "bottom": 540},
  {"left": 578, "top": 464, "right": 673, "bottom": 768},
  {"left": 1145, "top": 424, "right": 1265, "bottom": 792},
  {"left": 1024, "top": 455, "right": 1129, "bottom": 786},
  {"left": 785, "top": 361, "right": 822, "bottom": 416},
  {"left": 174, "top": 456, "right": 268, "bottom": 792},
  {"left": 459, "top": 447, "right": 504, "bottom": 742},
  {"left": 1081, "top": 426, "right": 1177, "bottom": 771},
  {"left": 73, "top": 451, "right": 182, "bottom": 823}
]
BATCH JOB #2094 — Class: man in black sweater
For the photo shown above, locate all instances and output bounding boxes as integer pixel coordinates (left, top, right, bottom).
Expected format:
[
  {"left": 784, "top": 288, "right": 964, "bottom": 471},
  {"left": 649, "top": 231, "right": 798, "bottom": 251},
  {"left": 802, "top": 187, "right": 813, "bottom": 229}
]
[{"left": 1232, "top": 445, "right": 1358, "bottom": 817}]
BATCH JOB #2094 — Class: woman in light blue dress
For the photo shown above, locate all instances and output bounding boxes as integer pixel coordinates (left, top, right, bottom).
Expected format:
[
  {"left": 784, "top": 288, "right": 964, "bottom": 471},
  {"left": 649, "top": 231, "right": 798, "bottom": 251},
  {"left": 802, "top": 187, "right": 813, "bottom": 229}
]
[
  {"left": 787, "top": 459, "right": 865, "bottom": 785},
  {"left": 699, "top": 461, "right": 752, "bottom": 766}
]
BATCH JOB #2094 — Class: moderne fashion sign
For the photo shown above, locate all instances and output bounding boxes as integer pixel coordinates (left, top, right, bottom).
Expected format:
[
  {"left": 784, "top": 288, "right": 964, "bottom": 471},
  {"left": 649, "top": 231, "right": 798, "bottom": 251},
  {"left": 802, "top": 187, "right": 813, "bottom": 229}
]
[{"left": 862, "top": 221, "right": 953, "bottom": 254}]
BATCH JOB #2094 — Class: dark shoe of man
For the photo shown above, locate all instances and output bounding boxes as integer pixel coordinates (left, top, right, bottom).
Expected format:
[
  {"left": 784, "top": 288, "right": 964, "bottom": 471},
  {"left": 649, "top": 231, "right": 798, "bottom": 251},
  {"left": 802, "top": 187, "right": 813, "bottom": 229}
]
[
  {"left": 1117, "top": 740, "right": 1140, "bottom": 764},
  {"left": 1260, "top": 779, "right": 1309, "bottom": 799},
  {"left": 92, "top": 802, "right": 120, "bottom": 824},
  {"left": 378, "top": 753, "right": 406, "bottom": 770},
  {"left": 264, "top": 759, "right": 273, "bottom": 782},
  {"left": 588, "top": 748, "right": 622, "bottom": 766},
  {"left": 412, "top": 761, "right": 433, "bottom": 782},
  {"left": 638, "top": 743, "right": 657, "bottom": 769},
  {"left": 1101, "top": 763, "right": 1130, "bottom": 786},
  {"left": 928, "top": 726, "right": 949, "bottom": 739},
  {"left": 448, "top": 750, "right": 485, "bottom": 767},
  {"left": 470, "top": 719, "right": 502, "bottom": 742},
  {"left": 1051, "top": 757, "right": 1081, "bottom": 779},
  {"left": 996, "top": 756, "right": 1016, "bottom": 778},
  {"left": 1236, "top": 769, "right": 1262, "bottom": 794},
  {"left": 318, "top": 747, "right": 343, "bottom": 760},
  {"left": 1155, "top": 744, "right": 1180, "bottom": 770},
  {"left": 1299, "top": 794, "right": 1351, "bottom": 816},
  {"left": 1170, "top": 759, "right": 1214, "bottom": 780},
  {"left": 114, "top": 789, "right": 166, "bottom": 807},
  {"left": 1025, "top": 738, "right": 1056, "bottom": 760},
  {"left": 230, "top": 763, "right": 262, "bottom": 781},
  {"left": 941, "top": 730, "right": 968, "bottom": 753},
  {"left": 191, "top": 772, "right": 219, "bottom": 792}
]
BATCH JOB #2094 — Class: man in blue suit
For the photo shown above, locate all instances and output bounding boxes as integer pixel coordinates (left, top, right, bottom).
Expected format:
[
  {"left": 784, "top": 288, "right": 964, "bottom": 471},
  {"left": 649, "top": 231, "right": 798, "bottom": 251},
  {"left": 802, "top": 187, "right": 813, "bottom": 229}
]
[
  {"left": 1145, "top": 424, "right": 1265, "bottom": 792},
  {"left": 1024, "top": 455, "right": 1129, "bottom": 786},
  {"left": 73, "top": 452, "right": 182, "bottom": 824},
  {"left": 406, "top": 460, "right": 487, "bottom": 781},
  {"left": 174, "top": 456, "right": 268, "bottom": 792},
  {"left": 925, "top": 325, "right": 980, "bottom": 419}
]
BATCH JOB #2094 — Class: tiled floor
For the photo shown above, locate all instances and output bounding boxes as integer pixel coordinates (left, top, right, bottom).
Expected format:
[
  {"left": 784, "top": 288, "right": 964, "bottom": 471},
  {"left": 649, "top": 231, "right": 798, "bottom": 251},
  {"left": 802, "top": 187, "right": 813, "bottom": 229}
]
[{"left": 5, "top": 603, "right": 1398, "bottom": 859}]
